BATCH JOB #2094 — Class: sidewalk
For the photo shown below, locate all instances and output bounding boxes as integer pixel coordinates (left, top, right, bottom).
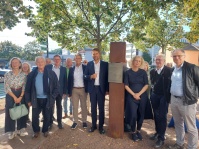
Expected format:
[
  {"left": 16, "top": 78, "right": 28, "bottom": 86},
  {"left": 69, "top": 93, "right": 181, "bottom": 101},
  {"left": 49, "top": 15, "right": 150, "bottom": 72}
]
[
  {"left": 0, "top": 98, "right": 70, "bottom": 149},
  {"left": 0, "top": 98, "right": 198, "bottom": 149}
]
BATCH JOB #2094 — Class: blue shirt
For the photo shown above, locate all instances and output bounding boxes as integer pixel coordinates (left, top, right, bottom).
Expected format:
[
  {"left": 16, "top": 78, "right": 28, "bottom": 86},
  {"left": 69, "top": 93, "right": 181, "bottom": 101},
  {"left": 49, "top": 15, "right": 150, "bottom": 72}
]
[
  {"left": 170, "top": 65, "right": 183, "bottom": 96},
  {"left": 35, "top": 71, "right": 47, "bottom": 98}
]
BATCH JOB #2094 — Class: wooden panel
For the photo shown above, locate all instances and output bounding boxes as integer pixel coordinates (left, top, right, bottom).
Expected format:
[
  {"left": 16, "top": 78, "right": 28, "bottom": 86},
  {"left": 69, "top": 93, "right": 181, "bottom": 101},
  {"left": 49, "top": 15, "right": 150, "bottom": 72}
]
[
  {"left": 108, "top": 42, "right": 126, "bottom": 138},
  {"left": 110, "top": 42, "right": 126, "bottom": 63}
]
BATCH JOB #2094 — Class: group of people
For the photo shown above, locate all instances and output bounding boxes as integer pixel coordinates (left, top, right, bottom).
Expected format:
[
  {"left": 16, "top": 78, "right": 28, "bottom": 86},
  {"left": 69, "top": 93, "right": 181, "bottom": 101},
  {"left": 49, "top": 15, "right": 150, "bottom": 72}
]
[
  {"left": 123, "top": 49, "right": 198, "bottom": 149},
  {"left": 4, "top": 48, "right": 199, "bottom": 149}
]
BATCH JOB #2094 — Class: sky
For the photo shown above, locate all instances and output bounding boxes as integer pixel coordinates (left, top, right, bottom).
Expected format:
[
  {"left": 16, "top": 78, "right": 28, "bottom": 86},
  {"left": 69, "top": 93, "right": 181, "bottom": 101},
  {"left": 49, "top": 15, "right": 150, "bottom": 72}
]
[{"left": 0, "top": 0, "right": 60, "bottom": 51}]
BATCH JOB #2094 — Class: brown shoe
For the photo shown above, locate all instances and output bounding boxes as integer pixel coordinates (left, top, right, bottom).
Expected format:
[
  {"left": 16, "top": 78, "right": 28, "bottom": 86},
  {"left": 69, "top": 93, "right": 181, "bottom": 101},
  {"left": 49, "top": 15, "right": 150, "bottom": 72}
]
[
  {"left": 32, "top": 132, "right": 39, "bottom": 138},
  {"left": 62, "top": 113, "right": 68, "bottom": 119}
]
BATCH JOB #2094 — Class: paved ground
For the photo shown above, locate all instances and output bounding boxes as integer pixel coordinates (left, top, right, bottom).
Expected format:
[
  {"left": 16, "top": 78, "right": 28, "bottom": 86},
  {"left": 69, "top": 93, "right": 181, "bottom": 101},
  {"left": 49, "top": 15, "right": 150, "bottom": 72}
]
[{"left": 0, "top": 98, "right": 199, "bottom": 149}]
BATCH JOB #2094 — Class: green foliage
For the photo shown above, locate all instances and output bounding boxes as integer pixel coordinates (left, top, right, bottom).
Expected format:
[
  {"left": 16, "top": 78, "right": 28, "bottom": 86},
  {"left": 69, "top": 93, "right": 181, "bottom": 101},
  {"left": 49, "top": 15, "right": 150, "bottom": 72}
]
[
  {"left": 27, "top": 0, "right": 161, "bottom": 53},
  {"left": 0, "top": 40, "right": 42, "bottom": 61},
  {"left": 23, "top": 40, "right": 43, "bottom": 60},
  {"left": 142, "top": 51, "right": 151, "bottom": 65},
  {"left": 0, "top": 41, "right": 22, "bottom": 59},
  {"left": 127, "top": 4, "right": 185, "bottom": 54},
  {"left": 49, "top": 48, "right": 62, "bottom": 55},
  {"left": 0, "top": 0, "right": 32, "bottom": 31},
  {"left": 183, "top": 0, "right": 199, "bottom": 43}
]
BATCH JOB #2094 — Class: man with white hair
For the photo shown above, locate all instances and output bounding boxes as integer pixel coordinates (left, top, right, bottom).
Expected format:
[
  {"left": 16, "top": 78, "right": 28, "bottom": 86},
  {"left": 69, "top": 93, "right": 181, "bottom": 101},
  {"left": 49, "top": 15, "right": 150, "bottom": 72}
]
[
  {"left": 150, "top": 54, "right": 172, "bottom": 148},
  {"left": 25, "top": 56, "right": 59, "bottom": 138}
]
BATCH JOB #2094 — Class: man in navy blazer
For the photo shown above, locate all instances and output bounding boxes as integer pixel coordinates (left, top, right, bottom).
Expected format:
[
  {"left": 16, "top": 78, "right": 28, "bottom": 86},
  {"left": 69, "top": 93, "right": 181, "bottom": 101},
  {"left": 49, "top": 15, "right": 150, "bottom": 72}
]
[
  {"left": 68, "top": 54, "right": 88, "bottom": 129},
  {"left": 84, "top": 48, "right": 109, "bottom": 134},
  {"left": 46, "top": 55, "right": 66, "bottom": 129}
]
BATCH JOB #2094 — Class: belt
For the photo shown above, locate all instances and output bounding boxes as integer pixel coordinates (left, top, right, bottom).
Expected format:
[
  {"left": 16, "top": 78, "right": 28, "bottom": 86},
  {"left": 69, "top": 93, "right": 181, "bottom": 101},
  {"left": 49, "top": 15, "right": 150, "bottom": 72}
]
[
  {"left": 73, "top": 87, "right": 84, "bottom": 89},
  {"left": 173, "top": 95, "right": 183, "bottom": 98},
  {"left": 11, "top": 87, "right": 22, "bottom": 91}
]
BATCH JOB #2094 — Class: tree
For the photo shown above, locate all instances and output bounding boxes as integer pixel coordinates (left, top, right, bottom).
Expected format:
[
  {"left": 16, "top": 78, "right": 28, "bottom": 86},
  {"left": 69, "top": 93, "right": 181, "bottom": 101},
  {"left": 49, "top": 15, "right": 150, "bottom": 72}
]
[
  {"left": 27, "top": 0, "right": 162, "bottom": 53},
  {"left": 23, "top": 40, "right": 43, "bottom": 60},
  {"left": 0, "top": 0, "right": 32, "bottom": 31},
  {"left": 0, "top": 41, "right": 22, "bottom": 59},
  {"left": 127, "top": 4, "right": 185, "bottom": 54},
  {"left": 142, "top": 51, "right": 151, "bottom": 65},
  {"left": 183, "top": 0, "right": 199, "bottom": 43}
]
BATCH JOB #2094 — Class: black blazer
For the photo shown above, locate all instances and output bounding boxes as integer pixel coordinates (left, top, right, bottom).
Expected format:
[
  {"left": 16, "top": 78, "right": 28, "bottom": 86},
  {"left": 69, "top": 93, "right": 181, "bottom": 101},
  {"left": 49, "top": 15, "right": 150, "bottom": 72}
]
[
  {"left": 67, "top": 64, "right": 88, "bottom": 96},
  {"left": 150, "top": 65, "right": 172, "bottom": 103},
  {"left": 84, "top": 60, "right": 109, "bottom": 95},
  {"left": 46, "top": 64, "right": 67, "bottom": 96}
]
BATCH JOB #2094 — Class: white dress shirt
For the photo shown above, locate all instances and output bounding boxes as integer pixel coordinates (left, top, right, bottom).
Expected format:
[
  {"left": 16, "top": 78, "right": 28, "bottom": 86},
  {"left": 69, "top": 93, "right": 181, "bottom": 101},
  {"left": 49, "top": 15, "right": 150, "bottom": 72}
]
[
  {"left": 52, "top": 65, "right": 60, "bottom": 80},
  {"left": 74, "top": 64, "right": 84, "bottom": 87},
  {"left": 94, "top": 61, "right": 100, "bottom": 85}
]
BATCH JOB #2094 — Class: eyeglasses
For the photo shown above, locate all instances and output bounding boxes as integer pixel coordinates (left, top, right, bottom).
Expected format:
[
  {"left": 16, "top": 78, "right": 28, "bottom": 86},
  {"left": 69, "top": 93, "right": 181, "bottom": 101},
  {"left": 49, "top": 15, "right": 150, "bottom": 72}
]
[{"left": 172, "top": 55, "right": 185, "bottom": 58}]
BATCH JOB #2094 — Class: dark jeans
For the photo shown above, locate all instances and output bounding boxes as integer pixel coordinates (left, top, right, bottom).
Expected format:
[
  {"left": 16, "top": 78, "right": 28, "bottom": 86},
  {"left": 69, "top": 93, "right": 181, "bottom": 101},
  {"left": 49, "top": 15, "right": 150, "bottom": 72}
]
[
  {"left": 90, "top": 86, "right": 105, "bottom": 129},
  {"left": 50, "top": 94, "right": 62, "bottom": 125},
  {"left": 32, "top": 98, "right": 51, "bottom": 133},
  {"left": 5, "top": 90, "right": 27, "bottom": 133},
  {"left": 150, "top": 93, "right": 168, "bottom": 141}
]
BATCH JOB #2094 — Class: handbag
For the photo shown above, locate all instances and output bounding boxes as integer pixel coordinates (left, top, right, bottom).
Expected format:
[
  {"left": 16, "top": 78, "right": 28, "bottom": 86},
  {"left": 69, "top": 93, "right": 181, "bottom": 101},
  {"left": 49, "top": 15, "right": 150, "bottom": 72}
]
[{"left": 9, "top": 103, "right": 28, "bottom": 120}]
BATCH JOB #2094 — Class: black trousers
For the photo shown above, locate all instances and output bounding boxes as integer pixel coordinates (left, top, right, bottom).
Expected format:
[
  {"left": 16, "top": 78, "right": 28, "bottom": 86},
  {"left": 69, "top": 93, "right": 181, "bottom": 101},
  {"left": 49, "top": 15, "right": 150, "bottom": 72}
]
[
  {"left": 50, "top": 94, "right": 62, "bottom": 125},
  {"left": 90, "top": 86, "right": 105, "bottom": 129},
  {"left": 5, "top": 90, "right": 27, "bottom": 133},
  {"left": 150, "top": 93, "right": 168, "bottom": 141},
  {"left": 32, "top": 98, "right": 51, "bottom": 133}
]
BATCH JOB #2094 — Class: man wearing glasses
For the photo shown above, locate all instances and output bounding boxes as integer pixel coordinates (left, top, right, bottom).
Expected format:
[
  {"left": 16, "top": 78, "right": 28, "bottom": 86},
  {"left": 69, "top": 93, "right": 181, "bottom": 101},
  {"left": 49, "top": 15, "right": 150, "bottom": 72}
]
[
  {"left": 169, "top": 49, "right": 199, "bottom": 149},
  {"left": 149, "top": 54, "right": 172, "bottom": 148}
]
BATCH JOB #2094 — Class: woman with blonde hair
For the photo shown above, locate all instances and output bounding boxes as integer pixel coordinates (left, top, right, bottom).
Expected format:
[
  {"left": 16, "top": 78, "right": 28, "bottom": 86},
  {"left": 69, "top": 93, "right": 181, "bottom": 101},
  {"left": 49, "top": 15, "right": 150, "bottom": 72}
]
[
  {"left": 4, "top": 57, "right": 27, "bottom": 139},
  {"left": 22, "top": 62, "right": 31, "bottom": 75},
  {"left": 124, "top": 55, "right": 149, "bottom": 142}
]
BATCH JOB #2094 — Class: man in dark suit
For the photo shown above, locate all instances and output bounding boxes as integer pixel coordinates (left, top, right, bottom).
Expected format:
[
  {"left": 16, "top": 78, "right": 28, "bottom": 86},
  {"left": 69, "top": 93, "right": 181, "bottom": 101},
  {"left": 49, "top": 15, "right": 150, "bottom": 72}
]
[
  {"left": 150, "top": 54, "right": 172, "bottom": 148},
  {"left": 46, "top": 55, "right": 66, "bottom": 129},
  {"left": 84, "top": 48, "right": 109, "bottom": 134},
  {"left": 68, "top": 54, "right": 88, "bottom": 129}
]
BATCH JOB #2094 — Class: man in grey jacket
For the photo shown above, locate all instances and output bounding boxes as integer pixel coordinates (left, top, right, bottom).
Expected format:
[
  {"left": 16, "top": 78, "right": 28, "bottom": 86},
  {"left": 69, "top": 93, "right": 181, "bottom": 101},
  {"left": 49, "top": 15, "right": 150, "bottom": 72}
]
[{"left": 169, "top": 49, "right": 199, "bottom": 149}]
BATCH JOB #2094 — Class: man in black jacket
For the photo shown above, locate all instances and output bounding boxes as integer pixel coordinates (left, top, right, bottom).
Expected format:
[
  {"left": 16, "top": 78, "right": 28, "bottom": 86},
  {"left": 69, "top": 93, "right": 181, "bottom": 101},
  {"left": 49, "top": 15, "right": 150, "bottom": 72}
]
[
  {"left": 25, "top": 56, "right": 59, "bottom": 138},
  {"left": 169, "top": 49, "right": 199, "bottom": 149},
  {"left": 150, "top": 54, "right": 172, "bottom": 148}
]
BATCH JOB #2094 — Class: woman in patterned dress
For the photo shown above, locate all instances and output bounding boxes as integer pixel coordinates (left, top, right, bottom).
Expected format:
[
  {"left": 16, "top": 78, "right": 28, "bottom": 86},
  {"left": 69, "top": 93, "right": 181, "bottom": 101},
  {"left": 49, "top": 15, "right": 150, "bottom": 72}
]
[{"left": 4, "top": 57, "right": 27, "bottom": 139}]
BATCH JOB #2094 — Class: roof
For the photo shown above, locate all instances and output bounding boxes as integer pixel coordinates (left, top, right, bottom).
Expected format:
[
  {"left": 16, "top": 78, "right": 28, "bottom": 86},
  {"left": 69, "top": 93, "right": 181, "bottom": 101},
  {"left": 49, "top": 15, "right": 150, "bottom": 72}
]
[{"left": 182, "top": 44, "right": 199, "bottom": 51}]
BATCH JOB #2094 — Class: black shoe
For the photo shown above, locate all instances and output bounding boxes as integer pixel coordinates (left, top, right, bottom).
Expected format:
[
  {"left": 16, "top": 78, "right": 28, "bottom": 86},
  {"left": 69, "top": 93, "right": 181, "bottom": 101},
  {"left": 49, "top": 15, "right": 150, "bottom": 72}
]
[
  {"left": 155, "top": 139, "right": 164, "bottom": 148},
  {"left": 136, "top": 131, "right": 143, "bottom": 140},
  {"left": 71, "top": 123, "right": 78, "bottom": 130},
  {"left": 32, "top": 132, "right": 39, "bottom": 138},
  {"left": 89, "top": 126, "right": 97, "bottom": 132},
  {"left": 99, "top": 128, "right": 105, "bottom": 134},
  {"left": 43, "top": 132, "right": 49, "bottom": 137},
  {"left": 83, "top": 122, "right": 87, "bottom": 129},
  {"left": 150, "top": 133, "right": 159, "bottom": 140},
  {"left": 132, "top": 133, "right": 139, "bottom": 142},
  {"left": 58, "top": 123, "right": 63, "bottom": 129}
]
